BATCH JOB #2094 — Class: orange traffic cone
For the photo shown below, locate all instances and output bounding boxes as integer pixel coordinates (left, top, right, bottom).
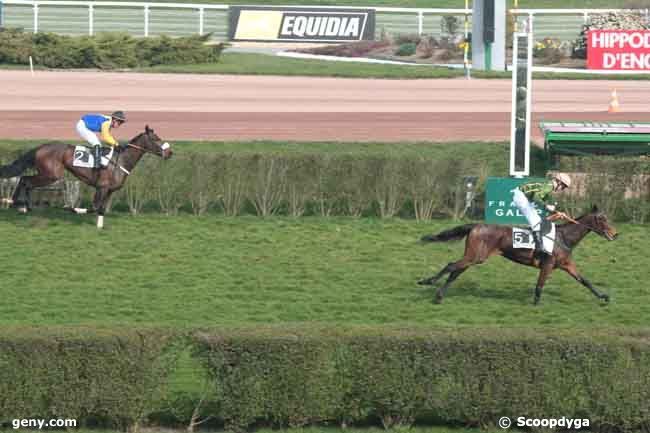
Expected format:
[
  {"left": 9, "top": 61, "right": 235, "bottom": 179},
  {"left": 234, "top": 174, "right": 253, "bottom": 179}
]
[{"left": 608, "top": 89, "right": 621, "bottom": 113}]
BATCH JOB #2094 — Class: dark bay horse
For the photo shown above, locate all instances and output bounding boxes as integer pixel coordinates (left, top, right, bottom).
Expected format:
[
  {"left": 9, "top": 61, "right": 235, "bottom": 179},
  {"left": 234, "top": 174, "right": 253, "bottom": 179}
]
[
  {"left": 418, "top": 206, "right": 619, "bottom": 304},
  {"left": 0, "top": 125, "right": 172, "bottom": 228}
]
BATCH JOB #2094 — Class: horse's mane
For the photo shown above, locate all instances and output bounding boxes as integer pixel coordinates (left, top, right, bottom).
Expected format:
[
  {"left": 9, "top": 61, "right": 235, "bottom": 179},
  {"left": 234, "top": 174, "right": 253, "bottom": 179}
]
[{"left": 129, "top": 131, "right": 145, "bottom": 144}]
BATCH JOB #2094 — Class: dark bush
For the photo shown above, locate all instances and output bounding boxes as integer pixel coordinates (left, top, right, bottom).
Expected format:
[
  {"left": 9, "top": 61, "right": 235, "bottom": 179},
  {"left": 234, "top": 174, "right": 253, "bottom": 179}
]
[
  {"left": 395, "top": 42, "right": 417, "bottom": 56},
  {"left": 194, "top": 327, "right": 650, "bottom": 432},
  {"left": 394, "top": 34, "right": 421, "bottom": 45},
  {"left": 573, "top": 12, "right": 649, "bottom": 59},
  {"left": 298, "top": 40, "right": 390, "bottom": 58},
  {"left": 0, "top": 29, "right": 225, "bottom": 69}
]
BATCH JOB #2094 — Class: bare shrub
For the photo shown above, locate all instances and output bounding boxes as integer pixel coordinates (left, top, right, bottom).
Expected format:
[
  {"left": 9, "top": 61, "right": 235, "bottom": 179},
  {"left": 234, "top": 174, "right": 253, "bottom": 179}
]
[
  {"left": 249, "top": 155, "right": 289, "bottom": 217},
  {"left": 188, "top": 153, "right": 218, "bottom": 216}
]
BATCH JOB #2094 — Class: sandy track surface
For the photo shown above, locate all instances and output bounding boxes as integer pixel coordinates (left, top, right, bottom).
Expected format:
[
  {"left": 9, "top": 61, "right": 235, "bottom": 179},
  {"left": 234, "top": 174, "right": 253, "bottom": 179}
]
[{"left": 1, "top": 70, "right": 649, "bottom": 142}]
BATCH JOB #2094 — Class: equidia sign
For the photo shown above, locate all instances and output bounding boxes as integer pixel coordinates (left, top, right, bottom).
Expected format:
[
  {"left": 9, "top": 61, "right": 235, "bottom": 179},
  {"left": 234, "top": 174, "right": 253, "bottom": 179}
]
[{"left": 229, "top": 6, "right": 376, "bottom": 42}]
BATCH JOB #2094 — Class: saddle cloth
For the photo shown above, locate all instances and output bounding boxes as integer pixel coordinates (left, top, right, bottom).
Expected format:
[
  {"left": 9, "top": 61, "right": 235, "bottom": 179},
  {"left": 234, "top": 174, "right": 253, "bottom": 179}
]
[
  {"left": 512, "top": 224, "right": 556, "bottom": 254},
  {"left": 73, "top": 146, "right": 113, "bottom": 168}
]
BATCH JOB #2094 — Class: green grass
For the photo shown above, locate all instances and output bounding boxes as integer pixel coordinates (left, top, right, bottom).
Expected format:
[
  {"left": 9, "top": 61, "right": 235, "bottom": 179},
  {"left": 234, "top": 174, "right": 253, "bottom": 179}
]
[
  {"left": 5, "top": 52, "right": 650, "bottom": 80},
  {"left": 139, "top": 53, "right": 650, "bottom": 80},
  {"left": 1, "top": 139, "right": 514, "bottom": 158},
  {"left": 2, "top": 139, "right": 544, "bottom": 176},
  {"left": 141, "top": 53, "right": 476, "bottom": 78},
  {"left": 0, "top": 212, "right": 647, "bottom": 329}
]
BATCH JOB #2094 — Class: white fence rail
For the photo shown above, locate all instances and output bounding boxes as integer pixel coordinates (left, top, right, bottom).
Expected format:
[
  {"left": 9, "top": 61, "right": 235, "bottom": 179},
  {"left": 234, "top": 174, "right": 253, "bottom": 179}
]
[{"left": 0, "top": 1, "right": 649, "bottom": 42}]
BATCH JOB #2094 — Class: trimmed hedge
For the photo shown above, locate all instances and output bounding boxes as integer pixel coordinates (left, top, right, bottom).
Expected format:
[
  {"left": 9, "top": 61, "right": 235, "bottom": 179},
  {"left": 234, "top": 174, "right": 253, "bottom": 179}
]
[
  {"left": 1, "top": 144, "right": 648, "bottom": 222},
  {"left": 1, "top": 327, "right": 649, "bottom": 431},
  {"left": 0, "top": 328, "right": 180, "bottom": 430},
  {"left": 94, "top": 152, "right": 489, "bottom": 219},
  {"left": 0, "top": 28, "right": 225, "bottom": 69},
  {"left": 194, "top": 327, "right": 650, "bottom": 432}
]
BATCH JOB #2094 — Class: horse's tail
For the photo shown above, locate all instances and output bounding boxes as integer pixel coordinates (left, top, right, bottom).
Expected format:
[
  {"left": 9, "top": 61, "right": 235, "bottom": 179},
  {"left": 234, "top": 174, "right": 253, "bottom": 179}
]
[
  {"left": 0, "top": 148, "right": 37, "bottom": 178},
  {"left": 421, "top": 224, "right": 476, "bottom": 243}
]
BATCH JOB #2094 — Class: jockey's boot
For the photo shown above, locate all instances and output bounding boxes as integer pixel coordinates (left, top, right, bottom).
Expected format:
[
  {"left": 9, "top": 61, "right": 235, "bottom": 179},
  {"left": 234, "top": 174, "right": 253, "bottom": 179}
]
[{"left": 94, "top": 145, "right": 102, "bottom": 169}]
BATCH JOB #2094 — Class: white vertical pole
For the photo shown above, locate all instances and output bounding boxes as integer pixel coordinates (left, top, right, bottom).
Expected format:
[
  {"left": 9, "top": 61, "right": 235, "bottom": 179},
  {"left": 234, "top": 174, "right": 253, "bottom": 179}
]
[
  {"left": 509, "top": 31, "right": 532, "bottom": 178},
  {"left": 88, "top": 3, "right": 93, "bottom": 36},
  {"left": 199, "top": 7, "right": 204, "bottom": 35},
  {"left": 417, "top": 11, "right": 423, "bottom": 35},
  {"left": 33, "top": 2, "right": 38, "bottom": 33},
  {"left": 524, "top": 30, "right": 532, "bottom": 177},
  {"left": 509, "top": 32, "right": 519, "bottom": 177},
  {"left": 144, "top": 4, "right": 149, "bottom": 37},
  {"left": 583, "top": 12, "right": 589, "bottom": 25}
]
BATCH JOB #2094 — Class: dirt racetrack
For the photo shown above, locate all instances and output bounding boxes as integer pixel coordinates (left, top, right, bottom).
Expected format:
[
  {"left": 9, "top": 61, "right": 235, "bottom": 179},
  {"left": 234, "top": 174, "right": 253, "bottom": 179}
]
[{"left": 1, "top": 70, "right": 650, "bottom": 143}]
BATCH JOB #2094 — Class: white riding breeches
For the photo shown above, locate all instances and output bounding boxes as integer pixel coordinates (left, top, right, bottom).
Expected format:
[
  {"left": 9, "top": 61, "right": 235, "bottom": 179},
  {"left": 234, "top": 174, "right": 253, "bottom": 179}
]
[
  {"left": 512, "top": 188, "right": 542, "bottom": 231},
  {"left": 76, "top": 120, "right": 101, "bottom": 146}
]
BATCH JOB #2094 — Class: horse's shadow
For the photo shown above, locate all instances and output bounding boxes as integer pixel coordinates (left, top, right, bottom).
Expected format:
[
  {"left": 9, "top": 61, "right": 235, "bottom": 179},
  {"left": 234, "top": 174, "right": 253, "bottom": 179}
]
[
  {"left": 414, "top": 275, "right": 532, "bottom": 304},
  {"left": 0, "top": 207, "right": 98, "bottom": 227}
]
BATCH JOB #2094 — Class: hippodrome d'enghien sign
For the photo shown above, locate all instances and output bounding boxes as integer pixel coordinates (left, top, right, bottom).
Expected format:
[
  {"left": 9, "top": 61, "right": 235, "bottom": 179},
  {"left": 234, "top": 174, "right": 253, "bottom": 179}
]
[{"left": 229, "top": 6, "right": 376, "bottom": 43}]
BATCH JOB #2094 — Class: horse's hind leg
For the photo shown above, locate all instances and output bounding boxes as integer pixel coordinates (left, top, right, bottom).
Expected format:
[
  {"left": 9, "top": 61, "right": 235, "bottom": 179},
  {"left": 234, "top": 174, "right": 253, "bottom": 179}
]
[
  {"left": 434, "top": 259, "right": 474, "bottom": 303},
  {"left": 418, "top": 262, "right": 455, "bottom": 286},
  {"left": 12, "top": 174, "right": 58, "bottom": 212},
  {"left": 435, "top": 268, "right": 468, "bottom": 303}
]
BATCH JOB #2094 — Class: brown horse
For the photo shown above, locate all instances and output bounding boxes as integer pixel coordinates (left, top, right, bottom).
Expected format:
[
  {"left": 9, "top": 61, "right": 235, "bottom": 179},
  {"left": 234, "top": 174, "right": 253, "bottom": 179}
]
[
  {"left": 418, "top": 206, "right": 619, "bottom": 304},
  {"left": 0, "top": 125, "right": 172, "bottom": 228}
]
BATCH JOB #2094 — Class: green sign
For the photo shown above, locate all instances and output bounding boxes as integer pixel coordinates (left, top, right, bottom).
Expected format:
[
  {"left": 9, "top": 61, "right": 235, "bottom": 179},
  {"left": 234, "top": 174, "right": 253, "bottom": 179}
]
[{"left": 485, "top": 177, "right": 546, "bottom": 224}]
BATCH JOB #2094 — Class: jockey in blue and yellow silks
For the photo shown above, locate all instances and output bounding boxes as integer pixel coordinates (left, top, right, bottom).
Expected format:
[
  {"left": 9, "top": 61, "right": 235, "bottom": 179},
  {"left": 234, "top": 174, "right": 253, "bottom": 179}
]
[{"left": 75, "top": 111, "right": 126, "bottom": 169}]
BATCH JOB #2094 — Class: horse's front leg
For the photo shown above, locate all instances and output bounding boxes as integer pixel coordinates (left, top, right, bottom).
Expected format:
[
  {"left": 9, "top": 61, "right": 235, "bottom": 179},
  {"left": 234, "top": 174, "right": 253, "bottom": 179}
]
[
  {"left": 560, "top": 260, "right": 609, "bottom": 303},
  {"left": 93, "top": 187, "right": 111, "bottom": 229},
  {"left": 534, "top": 258, "right": 555, "bottom": 305}
]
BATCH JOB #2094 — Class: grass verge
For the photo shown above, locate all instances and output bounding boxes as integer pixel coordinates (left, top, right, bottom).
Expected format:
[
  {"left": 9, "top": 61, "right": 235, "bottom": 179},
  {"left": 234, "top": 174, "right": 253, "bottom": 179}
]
[{"left": 0, "top": 213, "right": 646, "bottom": 329}]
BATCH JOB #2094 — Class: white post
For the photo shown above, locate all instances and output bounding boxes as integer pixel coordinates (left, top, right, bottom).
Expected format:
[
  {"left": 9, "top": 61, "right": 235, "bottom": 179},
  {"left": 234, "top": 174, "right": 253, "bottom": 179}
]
[
  {"left": 88, "top": 3, "right": 93, "bottom": 36},
  {"left": 417, "top": 11, "right": 423, "bottom": 35},
  {"left": 509, "top": 31, "right": 533, "bottom": 178},
  {"left": 144, "top": 4, "right": 149, "bottom": 37},
  {"left": 199, "top": 7, "right": 204, "bottom": 35},
  {"left": 33, "top": 2, "right": 38, "bottom": 33},
  {"left": 583, "top": 12, "right": 589, "bottom": 25}
]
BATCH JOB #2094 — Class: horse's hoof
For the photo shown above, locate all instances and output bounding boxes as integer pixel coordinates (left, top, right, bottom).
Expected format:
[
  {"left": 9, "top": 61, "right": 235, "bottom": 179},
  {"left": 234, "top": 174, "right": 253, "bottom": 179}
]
[
  {"left": 434, "top": 296, "right": 443, "bottom": 304},
  {"left": 17, "top": 207, "right": 28, "bottom": 214},
  {"left": 601, "top": 294, "right": 610, "bottom": 303},
  {"left": 418, "top": 279, "right": 430, "bottom": 286}
]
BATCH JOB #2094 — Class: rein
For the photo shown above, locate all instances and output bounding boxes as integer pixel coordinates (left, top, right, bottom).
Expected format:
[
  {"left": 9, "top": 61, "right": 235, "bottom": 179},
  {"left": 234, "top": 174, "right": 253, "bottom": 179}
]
[
  {"left": 127, "top": 142, "right": 155, "bottom": 154},
  {"left": 562, "top": 215, "right": 609, "bottom": 238}
]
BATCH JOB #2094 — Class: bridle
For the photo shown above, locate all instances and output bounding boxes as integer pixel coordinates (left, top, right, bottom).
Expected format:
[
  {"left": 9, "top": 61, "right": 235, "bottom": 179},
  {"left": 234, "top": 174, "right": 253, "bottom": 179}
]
[
  {"left": 564, "top": 214, "right": 614, "bottom": 240},
  {"left": 127, "top": 140, "right": 170, "bottom": 156}
]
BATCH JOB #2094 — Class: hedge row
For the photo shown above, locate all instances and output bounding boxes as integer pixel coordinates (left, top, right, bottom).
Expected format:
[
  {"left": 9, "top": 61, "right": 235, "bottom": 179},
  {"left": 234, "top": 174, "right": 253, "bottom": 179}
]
[
  {"left": 0, "top": 28, "right": 224, "bottom": 69},
  {"left": 1, "top": 327, "right": 649, "bottom": 432},
  {"left": 1, "top": 148, "right": 648, "bottom": 222},
  {"left": 0, "top": 328, "right": 179, "bottom": 430},
  {"left": 195, "top": 328, "right": 650, "bottom": 432},
  {"left": 96, "top": 153, "right": 489, "bottom": 220},
  {"left": 110, "top": 153, "right": 649, "bottom": 222}
]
